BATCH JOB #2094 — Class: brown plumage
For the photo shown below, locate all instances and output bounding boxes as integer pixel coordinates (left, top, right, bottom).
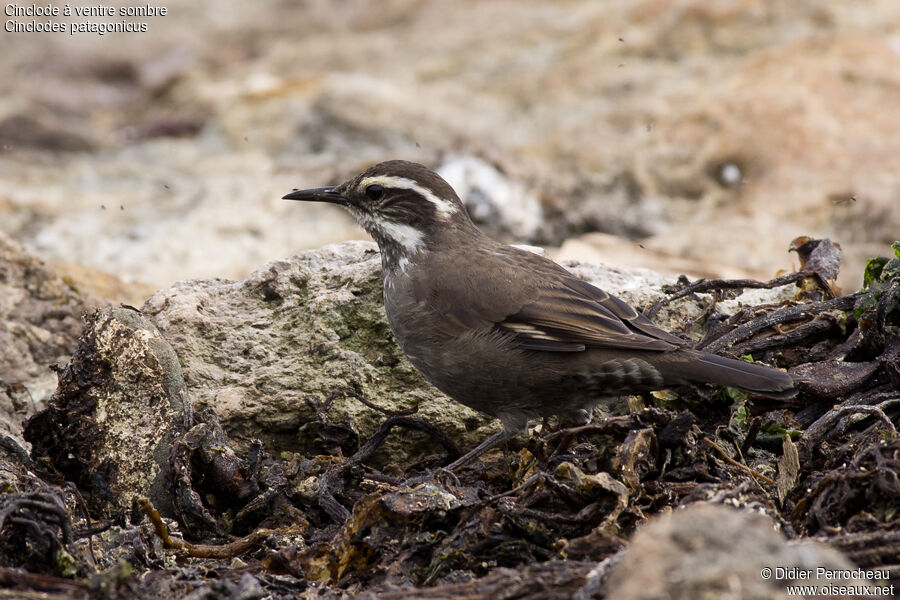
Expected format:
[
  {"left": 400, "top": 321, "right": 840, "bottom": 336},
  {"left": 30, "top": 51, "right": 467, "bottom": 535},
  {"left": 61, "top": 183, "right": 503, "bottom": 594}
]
[{"left": 285, "top": 161, "right": 795, "bottom": 468}]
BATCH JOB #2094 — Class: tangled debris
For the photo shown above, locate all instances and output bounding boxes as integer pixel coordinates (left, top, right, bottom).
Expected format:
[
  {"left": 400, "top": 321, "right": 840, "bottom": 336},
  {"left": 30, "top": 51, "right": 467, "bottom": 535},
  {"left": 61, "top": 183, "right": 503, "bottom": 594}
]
[{"left": 1, "top": 238, "right": 898, "bottom": 599}]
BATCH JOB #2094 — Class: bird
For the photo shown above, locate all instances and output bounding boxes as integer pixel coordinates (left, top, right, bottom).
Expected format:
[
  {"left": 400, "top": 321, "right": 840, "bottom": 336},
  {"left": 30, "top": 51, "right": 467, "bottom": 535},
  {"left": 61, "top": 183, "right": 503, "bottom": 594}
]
[{"left": 284, "top": 160, "right": 795, "bottom": 469}]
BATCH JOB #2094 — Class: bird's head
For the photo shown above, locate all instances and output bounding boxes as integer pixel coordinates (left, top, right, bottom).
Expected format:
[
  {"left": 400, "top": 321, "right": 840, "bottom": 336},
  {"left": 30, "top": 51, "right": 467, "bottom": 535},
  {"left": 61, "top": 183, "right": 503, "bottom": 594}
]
[{"left": 284, "top": 160, "right": 478, "bottom": 269}]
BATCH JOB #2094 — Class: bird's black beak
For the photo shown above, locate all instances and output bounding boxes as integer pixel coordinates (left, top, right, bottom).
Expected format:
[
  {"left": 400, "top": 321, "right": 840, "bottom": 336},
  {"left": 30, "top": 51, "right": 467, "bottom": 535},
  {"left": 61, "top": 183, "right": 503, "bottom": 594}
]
[{"left": 282, "top": 186, "right": 348, "bottom": 205}]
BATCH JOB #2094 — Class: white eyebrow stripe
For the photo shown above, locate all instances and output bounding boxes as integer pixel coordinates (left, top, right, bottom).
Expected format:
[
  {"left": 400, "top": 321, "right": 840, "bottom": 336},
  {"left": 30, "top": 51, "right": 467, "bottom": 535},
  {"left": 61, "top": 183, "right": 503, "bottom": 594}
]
[{"left": 359, "top": 175, "right": 458, "bottom": 217}]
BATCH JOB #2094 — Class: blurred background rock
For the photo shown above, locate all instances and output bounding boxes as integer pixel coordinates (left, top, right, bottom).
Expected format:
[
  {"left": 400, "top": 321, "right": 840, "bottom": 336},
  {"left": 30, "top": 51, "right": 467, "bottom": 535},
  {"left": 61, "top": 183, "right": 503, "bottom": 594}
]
[{"left": 1, "top": 0, "right": 898, "bottom": 304}]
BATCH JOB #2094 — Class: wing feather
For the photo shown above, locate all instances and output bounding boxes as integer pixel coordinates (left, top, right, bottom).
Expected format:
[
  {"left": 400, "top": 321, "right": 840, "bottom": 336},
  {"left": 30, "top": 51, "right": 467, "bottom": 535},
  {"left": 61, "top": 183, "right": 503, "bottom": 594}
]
[{"left": 415, "top": 243, "right": 686, "bottom": 353}]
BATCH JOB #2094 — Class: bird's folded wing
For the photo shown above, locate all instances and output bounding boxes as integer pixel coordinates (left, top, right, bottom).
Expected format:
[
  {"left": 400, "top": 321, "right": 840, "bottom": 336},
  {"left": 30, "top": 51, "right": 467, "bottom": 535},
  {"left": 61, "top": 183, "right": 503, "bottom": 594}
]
[
  {"left": 498, "top": 280, "right": 683, "bottom": 352},
  {"left": 420, "top": 246, "right": 686, "bottom": 353}
]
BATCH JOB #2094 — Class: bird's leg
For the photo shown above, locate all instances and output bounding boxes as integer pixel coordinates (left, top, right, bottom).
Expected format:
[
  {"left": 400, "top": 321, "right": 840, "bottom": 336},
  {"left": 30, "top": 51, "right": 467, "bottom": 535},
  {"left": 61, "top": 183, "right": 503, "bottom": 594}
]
[{"left": 444, "top": 429, "right": 511, "bottom": 471}]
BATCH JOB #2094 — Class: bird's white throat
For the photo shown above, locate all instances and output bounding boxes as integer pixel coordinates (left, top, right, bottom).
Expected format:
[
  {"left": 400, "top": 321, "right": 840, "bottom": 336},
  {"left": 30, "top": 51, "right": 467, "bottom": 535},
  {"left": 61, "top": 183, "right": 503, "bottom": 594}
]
[
  {"left": 349, "top": 208, "right": 425, "bottom": 268},
  {"left": 375, "top": 218, "right": 424, "bottom": 254}
]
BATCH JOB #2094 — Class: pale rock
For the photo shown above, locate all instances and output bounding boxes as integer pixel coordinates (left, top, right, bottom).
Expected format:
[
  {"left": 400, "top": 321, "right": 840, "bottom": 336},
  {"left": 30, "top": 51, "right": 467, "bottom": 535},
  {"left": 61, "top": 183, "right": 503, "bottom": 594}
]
[
  {"left": 438, "top": 155, "right": 544, "bottom": 241},
  {"left": 605, "top": 502, "right": 880, "bottom": 600}
]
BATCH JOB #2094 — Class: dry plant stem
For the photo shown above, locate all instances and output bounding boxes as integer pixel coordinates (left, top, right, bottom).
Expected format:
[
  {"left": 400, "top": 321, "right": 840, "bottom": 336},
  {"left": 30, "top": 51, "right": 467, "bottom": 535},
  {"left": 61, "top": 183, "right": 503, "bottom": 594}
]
[
  {"left": 823, "top": 530, "right": 900, "bottom": 570},
  {"left": 542, "top": 417, "right": 640, "bottom": 443},
  {"left": 0, "top": 567, "right": 88, "bottom": 594},
  {"left": 877, "top": 398, "right": 900, "bottom": 413},
  {"left": 65, "top": 482, "right": 97, "bottom": 568},
  {"left": 484, "top": 472, "right": 550, "bottom": 503},
  {"left": 829, "top": 405, "right": 897, "bottom": 432},
  {"left": 137, "top": 498, "right": 271, "bottom": 559},
  {"left": 702, "top": 438, "right": 775, "bottom": 485},
  {"left": 495, "top": 497, "right": 589, "bottom": 525},
  {"left": 319, "top": 415, "right": 463, "bottom": 523},
  {"left": 730, "top": 318, "right": 835, "bottom": 356},
  {"left": 700, "top": 294, "right": 857, "bottom": 353},
  {"left": 645, "top": 272, "right": 810, "bottom": 319},
  {"left": 740, "top": 417, "right": 763, "bottom": 456},
  {"left": 803, "top": 392, "right": 900, "bottom": 448}
]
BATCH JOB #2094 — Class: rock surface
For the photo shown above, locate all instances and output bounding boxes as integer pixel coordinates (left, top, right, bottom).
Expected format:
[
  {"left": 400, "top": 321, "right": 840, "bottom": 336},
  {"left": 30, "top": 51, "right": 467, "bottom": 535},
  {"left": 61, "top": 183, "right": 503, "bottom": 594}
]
[
  {"left": 24, "top": 307, "right": 193, "bottom": 520},
  {"left": 0, "top": 231, "right": 102, "bottom": 445},
  {"left": 605, "top": 502, "right": 884, "bottom": 600}
]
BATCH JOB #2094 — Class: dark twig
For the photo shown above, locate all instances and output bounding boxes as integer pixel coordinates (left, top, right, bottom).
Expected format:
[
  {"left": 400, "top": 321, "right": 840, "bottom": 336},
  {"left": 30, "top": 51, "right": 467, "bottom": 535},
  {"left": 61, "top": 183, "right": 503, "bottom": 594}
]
[
  {"left": 0, "top": 566, "right": 88, "bottom": 594},
  {"left": 828, "top": 405, "right": 896, "bottom": 433},
  {"left": 699, "top": 294, "right": 858, "bottom": 353},
  {"left": 543, "top": 416, "right": 646, "bottom": 443},
  {"left": 495, "top": 496, "right": 590, "bottom": 525},
  {"left": 802, "top": 391, "right": 900, "bottom": 449},
  {"left": 729, "top": 318, "right": 836, "bottom": 356},
  {"left": 740, "top": 417, "right": 763, "bottom": 456},
  {"left": 65, "top": 482, "right": 98, "bottom": 568},
  {"left": 318, "top": 415, "right": 462, "bottom": 523},
  {"left": 645, "top": 272, "right": 808, "bottom": 319},
  {"left": 821, "top": 530, "right": 900, "bottom": 569},
  {"left": 483, "top": 472, "right": 550, "bottom": 504},
  {"left": 72, "top": 522, "right": 113, "bottom": 538}
]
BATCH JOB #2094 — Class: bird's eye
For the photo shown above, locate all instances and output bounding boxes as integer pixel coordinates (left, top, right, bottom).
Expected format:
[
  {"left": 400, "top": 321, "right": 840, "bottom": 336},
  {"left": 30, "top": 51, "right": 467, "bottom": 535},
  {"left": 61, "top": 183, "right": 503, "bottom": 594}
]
[{"left": 365, "top": 184, "right": 384, "bottom": 201}]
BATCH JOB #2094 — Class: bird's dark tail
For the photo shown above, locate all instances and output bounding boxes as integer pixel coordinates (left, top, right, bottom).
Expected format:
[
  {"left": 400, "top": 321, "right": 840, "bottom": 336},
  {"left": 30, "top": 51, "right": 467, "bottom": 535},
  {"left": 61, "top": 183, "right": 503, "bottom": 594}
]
[{"left": 666, "top": 351, "right": 796, "bottom": 399}]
